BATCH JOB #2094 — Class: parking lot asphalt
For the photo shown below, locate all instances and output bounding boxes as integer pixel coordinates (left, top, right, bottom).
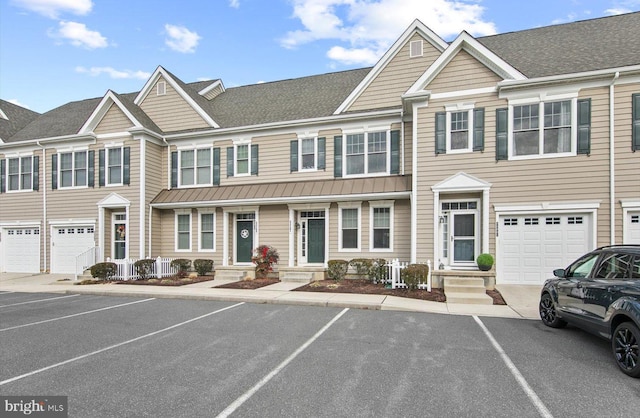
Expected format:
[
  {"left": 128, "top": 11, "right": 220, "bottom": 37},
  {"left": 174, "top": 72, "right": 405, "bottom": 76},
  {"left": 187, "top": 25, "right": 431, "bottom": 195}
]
[
  {"left": 0, "top": 273, "right": 541, "bottom": 319},
  {"left": 1, "top": 292, "right": 638, "bottom": 417}
]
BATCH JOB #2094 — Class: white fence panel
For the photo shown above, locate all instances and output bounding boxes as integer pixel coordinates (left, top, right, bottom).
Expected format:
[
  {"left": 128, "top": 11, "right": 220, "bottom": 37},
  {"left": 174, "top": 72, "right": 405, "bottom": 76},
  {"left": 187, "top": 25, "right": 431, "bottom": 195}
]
[
  {"left": 105, "top": 257, "right": 177, "bottom": 280},
  {"left": 388, "top": 259, "right": 432, "bottom": 291}
]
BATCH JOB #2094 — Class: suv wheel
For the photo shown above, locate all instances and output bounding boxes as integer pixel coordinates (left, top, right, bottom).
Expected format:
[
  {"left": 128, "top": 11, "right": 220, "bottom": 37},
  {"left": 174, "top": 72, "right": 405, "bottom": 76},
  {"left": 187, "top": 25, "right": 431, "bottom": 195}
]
[
  {"left": 612, "top": 322, "right": 640, "bottom": 378},
  {"left": 539, "top": 293, "right": 567, "bottom": 328}
]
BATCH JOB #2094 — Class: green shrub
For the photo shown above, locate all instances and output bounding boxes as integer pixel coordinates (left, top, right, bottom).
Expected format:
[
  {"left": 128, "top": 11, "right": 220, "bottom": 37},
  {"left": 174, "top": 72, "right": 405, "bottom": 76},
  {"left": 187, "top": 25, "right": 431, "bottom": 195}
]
[
  {"left": 401, "top": 264, "right": 430, "bottom": 290},
  {"left": 476, "top": 253, "right": 494, "bottom": 267},
  {"left": 369, "top": 258, "right": 388, "bottom": 283},
  {"left": 90, "top": 262, "right": 117, "bottom": 280},
  {"left": 134, "top": 259, "right": 155, "bottom": 280},
  {"left": 349, "top": 258, "right": 373, "bottom": 278},
  {"left": 170, "top": 258, "right": 192, "bottom": 278},
  {"left": 327, "top": 260, "right": 349, "bottom": 281},
  {"left": 193, "top": 259, "right": 214, "bottom": 276}
]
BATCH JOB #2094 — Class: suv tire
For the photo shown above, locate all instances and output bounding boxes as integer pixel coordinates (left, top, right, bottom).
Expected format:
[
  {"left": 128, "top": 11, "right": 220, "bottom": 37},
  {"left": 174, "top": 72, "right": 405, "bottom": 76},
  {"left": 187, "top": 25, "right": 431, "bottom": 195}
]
[
  {"left": 612, "top": 322, "right": 640, "bottom": 378},
  {"left": 539, "top": 293, "right": 567, "bottom": 328}
]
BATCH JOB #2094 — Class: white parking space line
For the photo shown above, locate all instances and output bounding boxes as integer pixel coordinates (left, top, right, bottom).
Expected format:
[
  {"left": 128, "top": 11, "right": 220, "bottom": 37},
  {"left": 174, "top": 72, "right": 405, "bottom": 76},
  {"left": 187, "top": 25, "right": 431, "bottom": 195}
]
[
  {"left": 0, "top": 302, "right": 245, "bottom": 386},
  {"left": 0, "top": 298, "right": 156, "bottom": 332},
  {"left": 216, "top": 308, "right": 350, "bottom": 418},
  {"left": 0, "top": 291, "right": 16, "bottom": 295},
  {"left": 0, "top": 294, "right": 79, "bottom": 308},
  {"left": 473, "top": 316, "right": 553, "bottom": 418}
]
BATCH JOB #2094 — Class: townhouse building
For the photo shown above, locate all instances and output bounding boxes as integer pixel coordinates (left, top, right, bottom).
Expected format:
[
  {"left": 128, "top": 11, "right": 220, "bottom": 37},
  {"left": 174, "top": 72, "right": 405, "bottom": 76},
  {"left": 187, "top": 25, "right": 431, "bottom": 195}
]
[{"left": 1, "top": 12, "right": 639, "bottom": 285}]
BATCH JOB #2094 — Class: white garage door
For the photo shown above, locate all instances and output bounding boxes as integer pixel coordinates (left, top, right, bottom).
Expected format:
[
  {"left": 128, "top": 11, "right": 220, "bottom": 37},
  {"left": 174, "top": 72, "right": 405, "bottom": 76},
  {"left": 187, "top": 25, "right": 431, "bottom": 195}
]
[
  {"left": 51, "top": 226, "right": 95, "bottom": 274},
  {"left": 1, "top": 227, "right": 40, "bottom": 273},
  {"left": 626, "top": 212, "right": 640, "bottom": 244},
  {"left": 498, "top": 214, "right": 591, "bottom": 284}
]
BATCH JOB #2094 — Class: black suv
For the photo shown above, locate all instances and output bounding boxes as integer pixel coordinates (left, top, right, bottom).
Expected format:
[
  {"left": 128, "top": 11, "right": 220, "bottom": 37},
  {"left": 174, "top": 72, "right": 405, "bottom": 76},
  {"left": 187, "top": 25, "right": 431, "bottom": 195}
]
[{"left": 539, "top": 245, "right": 640, "bottom": 377}]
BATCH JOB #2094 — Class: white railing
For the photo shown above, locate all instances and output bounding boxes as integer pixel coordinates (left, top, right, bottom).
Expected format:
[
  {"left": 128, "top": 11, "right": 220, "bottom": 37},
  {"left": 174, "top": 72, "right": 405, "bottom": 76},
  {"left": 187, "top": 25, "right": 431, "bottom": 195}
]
[
  {"left": 105, "top": 256, "right": 177, "bottom": 281},
  {"left": 75, "top": 246, "right": 102, "bottom": 280},
  {"left": 387, "top": 259, "right": 432, "bottom": 292}
]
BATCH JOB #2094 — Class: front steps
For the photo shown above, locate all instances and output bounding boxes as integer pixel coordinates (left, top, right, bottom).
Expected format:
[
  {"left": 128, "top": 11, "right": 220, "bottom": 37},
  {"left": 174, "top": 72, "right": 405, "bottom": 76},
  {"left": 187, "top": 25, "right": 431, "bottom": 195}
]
[{"left": 444, "top": 277, "right": 493, "bottom": 305}]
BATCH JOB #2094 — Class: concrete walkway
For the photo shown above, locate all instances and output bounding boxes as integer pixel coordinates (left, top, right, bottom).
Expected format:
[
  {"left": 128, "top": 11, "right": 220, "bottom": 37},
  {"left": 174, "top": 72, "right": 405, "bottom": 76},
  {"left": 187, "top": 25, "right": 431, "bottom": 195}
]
[{"left": 0, "top": 272, "right": 542, "bottom": 320}]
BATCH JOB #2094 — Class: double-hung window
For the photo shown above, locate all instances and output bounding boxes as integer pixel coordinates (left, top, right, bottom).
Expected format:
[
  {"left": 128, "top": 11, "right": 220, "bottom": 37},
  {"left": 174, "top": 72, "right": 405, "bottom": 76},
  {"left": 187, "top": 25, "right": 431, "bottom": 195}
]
[
  {"left": 344, "top": 130, "right": 389, "bottom": 176},
  {"left": 180, "top": 148, "right": 211, "bottom": 186},
  {"left": 175, "top": 210, "right": 191, "bottom": 251},
  {"left": 59, "top": 151, "right": 88, "bottom": 188},
  {"left": 370, "top": 202, "right": 394, "bottom": 251},
  {"left": 6, "top": 156, "right": 34, "bottom": 191},
  {"left": 512, "top": 99, "right": 574, "bottom": 157},
  {"left": 236, "top": 144, "right": 249, "bottom": 175},
  {"left": 339, "top": 203, "right": 361, "bottom": 251},
  {"left": 107, "top": 147, "right": 123, "bottom": 185},
  {"left": 198, "top": 210, "right": 215, "bottom": 251},
  {"left": 301, "top": 138, "right": 316, "bottom": 170}
]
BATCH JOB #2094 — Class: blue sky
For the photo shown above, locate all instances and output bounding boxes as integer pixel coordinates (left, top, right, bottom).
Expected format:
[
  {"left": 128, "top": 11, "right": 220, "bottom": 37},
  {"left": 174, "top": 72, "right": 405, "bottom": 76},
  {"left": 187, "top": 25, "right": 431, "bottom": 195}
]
[{"left": 1, "top": 0, "right": 639, "bottom": 113}]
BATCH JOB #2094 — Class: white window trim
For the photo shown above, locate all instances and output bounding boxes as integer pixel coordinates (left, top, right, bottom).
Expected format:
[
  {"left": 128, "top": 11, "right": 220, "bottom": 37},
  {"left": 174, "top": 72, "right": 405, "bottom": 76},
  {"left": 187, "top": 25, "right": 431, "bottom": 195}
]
[
  {"left": 5, "top": 155, "right": 35, "bottom": 193},
  {"left": 174, "top": 209, "right": 192, "bottom": 252},
  {"left": 508, "top": 94, "right": 579, "bottom": 161},
  {"left": 444, "top": 103, "right": 475, "bottom": 154},
  {"left": 342, "top": 128, "right": 391, "bottom": 178},
  {"left": 233, "top": 139, "right": 252, "bottom": 177},
  {"left": 105, "top": 145, "right": 124, "bottom": 187},
  {"left": 198, "top": 209, "right": 216, "bottom": 252},
  {"left": 178, "top": 147, "right": 213, "bottom": 188},
  {"left": 298, "top": 136, "right": 318, "bottom": 172},
  {"left": 338, "top": 202, "right": 361, "bottom": 252},
  {"left": 57, "top": 150, "right": 89, "bottom": 189},
  {"left": 369, "top": 200, "right": 394, "bottom": 252}
]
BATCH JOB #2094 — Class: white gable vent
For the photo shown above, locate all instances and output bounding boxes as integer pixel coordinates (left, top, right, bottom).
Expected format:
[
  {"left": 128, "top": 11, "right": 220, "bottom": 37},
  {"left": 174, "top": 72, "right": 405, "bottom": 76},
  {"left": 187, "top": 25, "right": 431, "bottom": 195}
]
[
  {"left": 410, "top": 40, "right": 423, "bottom": 58},
  {"left": 157, "top": 81, "right": 166, "bottom": 96}
]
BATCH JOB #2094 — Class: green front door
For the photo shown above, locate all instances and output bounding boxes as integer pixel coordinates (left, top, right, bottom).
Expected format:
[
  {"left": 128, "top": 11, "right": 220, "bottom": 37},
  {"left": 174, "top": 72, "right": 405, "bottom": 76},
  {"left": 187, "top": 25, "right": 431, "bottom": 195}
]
[
  {"left": 236, "top": 220, "right": 253, "bottom": 263},
  {"left": 307, "top": 219, "right": 325, "bottom": 263}
]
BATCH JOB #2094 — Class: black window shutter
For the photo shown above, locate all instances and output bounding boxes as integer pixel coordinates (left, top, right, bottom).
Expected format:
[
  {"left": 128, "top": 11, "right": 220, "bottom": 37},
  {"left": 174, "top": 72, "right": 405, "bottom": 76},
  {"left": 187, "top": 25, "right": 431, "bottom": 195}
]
[
  {"left": 473, "top": 108, "right": 485, "bottom": 151},
  {"left": 88, "top": 150, "right": 95, "bottom": 187},
  {"left": 251, "top": 144, "right": 258, "bottom": 175},
  {"left": 0, "top": 159, "right": 5, "bottom": 193},
  {"left": 496, "top": 108, "right": 509, "bottom": 160},
  {"left": 334, "top": 135, "right": 342, "bottom": 178},
  {"left": 213, "top": 148, "right": 220, "bottom": 186},
  {"left": 226, "top": 147, "right": 234, "bottom": 177},
  {"left": 318, "top": 137, "right": 326, "bottom": 170},
  {"left": 435, "top": 112, "right": 446, "bottom": 154},
  {"left": 33, "top": 156, "right": 39, "bottom": 191},
  {"left": 577, "top": 99, "right": 591, "bottom": 155},
  {"left": 52, "top": 154, "right": 58, "bottom": 190},
  {"left": 633, "top": 93, "right": 640, "bottom": 152},
  {"left": 98, "top": 149, "right": 105, "bottom": 187},
  {"left": 170, "top": 151, "right": 178, "bottom": 188},
  {"left": 390, "top": 130, "right": 400, "bottom": 174},
  {"left": 123, "top": 147, "right": 131, "bottom": 185},
  {"left": 290, "top": 140, "right": 298, "bottom": 172}
]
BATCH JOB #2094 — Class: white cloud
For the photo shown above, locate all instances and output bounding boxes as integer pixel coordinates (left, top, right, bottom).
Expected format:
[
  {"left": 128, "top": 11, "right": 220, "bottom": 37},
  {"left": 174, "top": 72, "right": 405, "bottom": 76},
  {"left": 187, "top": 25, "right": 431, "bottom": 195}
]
[
  {"left": 229, "top": 0, "right": 240, "bottom": 8},
  {"left": 11, "top": 0, "right": 92, "bottom": 19},
  {"left": 7, "top": 99, "right": 31, "bottom": 109},
  {"left": 281, "top": 0, "right": 497, "bottom": 66},
  {"left": 75, "top": 66, "right": 151, "bottom": 80},
  {"left": 164, "top": 24, "right": 201, "bottom": 53},
  {"left": 51, "top": 21, "right": 108, "bottom": 49},
  {"left": 605, "top": 7, "right": 632, "bottom": 15}
]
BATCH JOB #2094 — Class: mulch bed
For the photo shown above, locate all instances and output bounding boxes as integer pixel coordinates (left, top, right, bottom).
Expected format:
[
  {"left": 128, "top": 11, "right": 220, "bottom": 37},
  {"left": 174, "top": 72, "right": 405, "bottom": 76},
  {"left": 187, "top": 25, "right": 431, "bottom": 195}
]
[
  {"left": 76, "top": 276, "right": 215, "bottom": 286},
  {"left": 214, "top": 278, "right": 280, "bottom": 289}
]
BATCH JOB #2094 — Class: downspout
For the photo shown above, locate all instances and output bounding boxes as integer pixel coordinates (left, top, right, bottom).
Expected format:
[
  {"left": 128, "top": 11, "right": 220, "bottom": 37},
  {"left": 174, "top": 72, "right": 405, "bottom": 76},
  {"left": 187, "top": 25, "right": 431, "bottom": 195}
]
[
  {"left": 400, "top": 109, "right": 405, "bottom": 175},
  {"left": 610, "top": 72, "right": 619, "bottom": 245},
  {"left": 148, "top": 204, "right": 153, "bottom": 258},
  {"left": 36, "top": 141, "right": 47, "bottom": 272}
]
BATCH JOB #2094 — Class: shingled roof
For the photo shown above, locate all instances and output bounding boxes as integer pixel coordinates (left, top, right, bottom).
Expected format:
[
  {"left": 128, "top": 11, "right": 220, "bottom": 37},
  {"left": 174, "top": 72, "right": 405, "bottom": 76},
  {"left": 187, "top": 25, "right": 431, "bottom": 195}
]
[
  {"left": 0, "top": 100, "right": 40, "bottom": 142},
  {"left": 477, "top": 11, "right": 640, "bottom": 78}
]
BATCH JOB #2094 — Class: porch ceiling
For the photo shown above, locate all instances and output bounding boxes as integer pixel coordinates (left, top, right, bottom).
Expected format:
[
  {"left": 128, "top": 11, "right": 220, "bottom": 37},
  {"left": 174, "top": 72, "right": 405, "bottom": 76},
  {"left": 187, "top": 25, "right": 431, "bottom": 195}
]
[{"left": 150, "top": 175, "right": 412, "bottom": 208}]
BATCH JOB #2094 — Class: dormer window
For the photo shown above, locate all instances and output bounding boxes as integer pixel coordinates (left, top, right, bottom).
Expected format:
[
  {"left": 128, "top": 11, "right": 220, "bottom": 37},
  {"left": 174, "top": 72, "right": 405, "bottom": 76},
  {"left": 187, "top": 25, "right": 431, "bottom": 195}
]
[{"left": 157, "top": 81, "right": 166, "bottom": 96}]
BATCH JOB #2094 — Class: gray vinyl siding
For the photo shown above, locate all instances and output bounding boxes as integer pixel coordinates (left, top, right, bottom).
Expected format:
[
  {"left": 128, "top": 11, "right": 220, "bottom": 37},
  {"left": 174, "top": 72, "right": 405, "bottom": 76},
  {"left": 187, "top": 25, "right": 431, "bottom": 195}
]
[
  {"left": 139, "top": 77, "right": 210, "bottom": 133},
  {"left": 348, "top": 33, "right": 442, "bottom": 112},
  {"left": 94, "top": 105, "right": 133, "bottom": 134},
  {"left": 427, "top": 50, "right": 502, "bottom": 93}
]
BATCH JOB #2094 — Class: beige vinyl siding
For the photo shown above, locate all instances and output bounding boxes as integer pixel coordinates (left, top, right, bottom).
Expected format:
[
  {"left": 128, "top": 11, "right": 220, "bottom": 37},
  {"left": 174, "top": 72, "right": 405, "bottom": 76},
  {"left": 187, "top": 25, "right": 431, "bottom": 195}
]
[
  {"left": 403, "top": 121, "right": 413, "bottom": 175},
  {"left": 257, "top": 205, "right": 290, "bottom": 266},
  {"left": 139, "top": 77, "right": 210, "bottom": 133},
  {"left": 144, "top": 140, "right": 165, "bottom": 257},
  {"left": 94, "top": 104, "right": 134, "bottom": 134},
  {"left": 414, "top": 85, "right": 616, "bottom": 261},
  {"left": 349, "top": 34, "right": 442, "bottom": 112},
  {"left": 427, "top": 50, "right": 502, "bottom": 93}
]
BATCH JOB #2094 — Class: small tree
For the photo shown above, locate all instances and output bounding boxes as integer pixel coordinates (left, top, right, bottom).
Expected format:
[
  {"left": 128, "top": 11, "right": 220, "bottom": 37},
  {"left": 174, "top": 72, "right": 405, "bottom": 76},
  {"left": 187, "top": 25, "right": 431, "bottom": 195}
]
[
  {"left": 90, "top": 262, "right": 117, "bottom": 280},
  {"left": 327, "top": 260, "right": 349, "bottom": 281},
  {"left": 193, "top": 259, "right": 214, "bottom": 276},
  {"left": 170, "top": 259, "right": 192, "bottom": 278},
  {"left": 134, "top": 259, "right": 155, "bottom": 280}
]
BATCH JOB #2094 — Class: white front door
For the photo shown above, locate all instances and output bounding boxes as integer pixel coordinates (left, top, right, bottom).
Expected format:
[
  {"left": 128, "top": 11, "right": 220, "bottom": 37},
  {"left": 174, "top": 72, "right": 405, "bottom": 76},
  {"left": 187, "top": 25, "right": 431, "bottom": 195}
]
[{"left": 440, "top": 201, "right": 479, "bottom": 268}]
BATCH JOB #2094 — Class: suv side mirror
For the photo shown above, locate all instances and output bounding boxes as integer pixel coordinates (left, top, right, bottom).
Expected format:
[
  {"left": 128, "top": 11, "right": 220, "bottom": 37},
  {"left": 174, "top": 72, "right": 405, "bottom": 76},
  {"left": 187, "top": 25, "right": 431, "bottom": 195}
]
[{"left": 553, "top": 268, "right": 566, "bottom": 278}]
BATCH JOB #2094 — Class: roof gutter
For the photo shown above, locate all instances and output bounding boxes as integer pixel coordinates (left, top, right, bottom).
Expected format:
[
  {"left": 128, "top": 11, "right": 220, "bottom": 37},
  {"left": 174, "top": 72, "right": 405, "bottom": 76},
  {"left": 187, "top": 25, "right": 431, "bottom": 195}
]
[{"left": 0, "top": 133, "right": 97, "bottom": 149}]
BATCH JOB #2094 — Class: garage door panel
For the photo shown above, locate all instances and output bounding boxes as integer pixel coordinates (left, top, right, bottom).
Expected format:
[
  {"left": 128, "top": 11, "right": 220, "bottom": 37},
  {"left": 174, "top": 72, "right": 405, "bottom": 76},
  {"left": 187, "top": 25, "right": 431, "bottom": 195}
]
[
  {"left": 626, "top": 213, "right": 640, "bottom": 244},
  {"left": 1, "top": 228, "right": 40, "bottom": 273},
  {"left": 51, "top": 226, "right": 95, "bottom": 274}
]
